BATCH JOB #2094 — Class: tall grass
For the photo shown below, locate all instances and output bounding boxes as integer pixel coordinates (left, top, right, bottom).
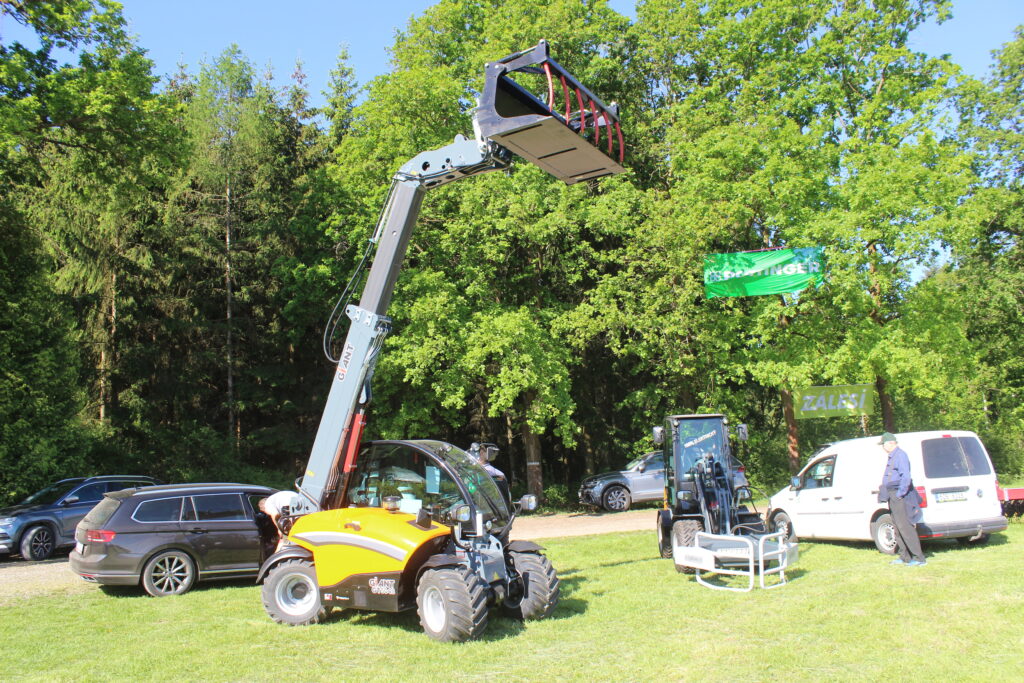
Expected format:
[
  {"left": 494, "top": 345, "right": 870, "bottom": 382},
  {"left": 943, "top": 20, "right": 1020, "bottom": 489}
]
[{"left": 2, "top": 525, "right": 1021, "bottom": 681}]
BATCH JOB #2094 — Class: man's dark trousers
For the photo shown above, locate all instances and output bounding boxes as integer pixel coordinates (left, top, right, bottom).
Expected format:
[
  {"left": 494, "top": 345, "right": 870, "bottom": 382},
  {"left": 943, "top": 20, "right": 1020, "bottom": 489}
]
[{"left": 888, "top": 493, "right": 924, "bottom": 562}]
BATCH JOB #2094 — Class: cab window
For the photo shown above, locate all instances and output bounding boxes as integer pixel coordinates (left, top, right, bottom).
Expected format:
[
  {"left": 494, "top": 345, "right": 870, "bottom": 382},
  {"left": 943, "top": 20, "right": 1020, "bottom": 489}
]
[
  {"left": 70, "top": 482, "right": 108, "bottom": 503},
  {"left": 348, "top": 444, "right": 466, "bottom": 520},
  {"left": 802, "top": 456, "right": 836, "bottom": 489}
]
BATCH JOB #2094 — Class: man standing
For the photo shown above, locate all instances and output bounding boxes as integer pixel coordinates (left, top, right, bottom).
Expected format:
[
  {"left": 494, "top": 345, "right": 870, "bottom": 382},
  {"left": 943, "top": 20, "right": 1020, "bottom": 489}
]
[
  {"left": 259, "top": 490, "right": 300, "bottom": 552},
  {"left": 878, "top": 432, "right": 926, "bottom": 566}
]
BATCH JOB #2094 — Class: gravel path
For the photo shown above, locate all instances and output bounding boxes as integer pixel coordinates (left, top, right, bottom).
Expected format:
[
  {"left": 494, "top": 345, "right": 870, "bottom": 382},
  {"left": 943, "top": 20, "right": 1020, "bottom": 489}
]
[{"left": 0, "top": 507, "right": 655, "bottom": 603}]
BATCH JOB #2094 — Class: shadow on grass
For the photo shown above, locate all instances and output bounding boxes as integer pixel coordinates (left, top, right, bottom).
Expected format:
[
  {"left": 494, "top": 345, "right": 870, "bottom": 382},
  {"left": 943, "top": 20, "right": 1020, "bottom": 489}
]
[{"left": 98, "top": 576, "right": 258, "bottom": 599}]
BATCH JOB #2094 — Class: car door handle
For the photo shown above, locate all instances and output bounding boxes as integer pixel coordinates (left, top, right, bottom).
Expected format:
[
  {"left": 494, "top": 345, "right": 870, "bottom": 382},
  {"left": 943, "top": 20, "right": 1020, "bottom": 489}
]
[{"left": 188, "top": 527, "right": 207, "bottom": 534}]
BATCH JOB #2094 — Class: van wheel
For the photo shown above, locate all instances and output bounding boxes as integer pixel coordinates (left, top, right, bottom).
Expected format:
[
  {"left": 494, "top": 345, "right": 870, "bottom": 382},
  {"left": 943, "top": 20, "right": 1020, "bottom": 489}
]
[
  {"left": 142, "top": 550, "right": 196, "bottom": 596},
  {"left": 771, "top": 511, "right": 795, "bottom": 542},
  {"left": 871, "top": 514, "right": 897, "bottom": 554},
  {"left": 956, "top": 533, "right": 990, "bottom": 546}
]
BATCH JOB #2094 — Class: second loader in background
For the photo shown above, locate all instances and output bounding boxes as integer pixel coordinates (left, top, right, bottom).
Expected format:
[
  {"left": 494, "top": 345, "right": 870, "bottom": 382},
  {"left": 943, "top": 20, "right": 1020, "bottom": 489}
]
[{"left": 653, "top": 414, "right": 798, "bottom": 591}]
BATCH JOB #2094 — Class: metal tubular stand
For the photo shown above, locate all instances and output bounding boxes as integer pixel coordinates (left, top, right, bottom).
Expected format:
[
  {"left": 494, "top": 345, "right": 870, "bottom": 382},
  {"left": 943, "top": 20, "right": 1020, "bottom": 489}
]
[{"left": 682, "top": 531, "right": 797, "bottom": 592}]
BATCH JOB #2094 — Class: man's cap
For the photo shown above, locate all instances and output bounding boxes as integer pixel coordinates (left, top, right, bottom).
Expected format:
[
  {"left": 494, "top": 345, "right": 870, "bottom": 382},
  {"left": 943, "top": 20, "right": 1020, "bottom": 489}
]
[{"left": 879, "top": 431, "right": 897, "bottom": 444}]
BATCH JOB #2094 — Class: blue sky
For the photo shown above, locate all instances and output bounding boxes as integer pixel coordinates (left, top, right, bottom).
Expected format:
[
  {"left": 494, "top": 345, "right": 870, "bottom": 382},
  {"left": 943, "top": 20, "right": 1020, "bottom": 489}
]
[{"left": 2, "top": 0, "right": 1022, "bottom": 107}]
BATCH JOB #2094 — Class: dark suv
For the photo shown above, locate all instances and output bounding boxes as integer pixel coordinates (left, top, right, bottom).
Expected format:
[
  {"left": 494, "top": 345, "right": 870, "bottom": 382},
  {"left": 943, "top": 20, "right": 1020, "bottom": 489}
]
[
  {"left": 70, "top": 483, "right": 276, "bottom": 596},
  {"left": 0, "top": 476, "right": 160, "bottom": 561}
]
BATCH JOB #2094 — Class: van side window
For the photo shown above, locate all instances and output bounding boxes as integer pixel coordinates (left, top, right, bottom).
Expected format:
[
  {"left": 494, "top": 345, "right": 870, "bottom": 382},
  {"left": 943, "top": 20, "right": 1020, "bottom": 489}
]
[
  {"left": 803, "top": 456, "right": 836, "bottom": 489},
  {"left": 922, "top": 437, "right": 992, "bottom": 478}
]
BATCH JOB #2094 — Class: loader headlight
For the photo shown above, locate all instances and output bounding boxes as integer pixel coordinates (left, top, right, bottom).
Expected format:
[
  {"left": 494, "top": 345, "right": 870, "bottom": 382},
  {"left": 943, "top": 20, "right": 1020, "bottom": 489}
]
[
  {"left": 382, "top": 496, "right": 401, "bottom": 513},
  {"left": 676, "top": 491, "right": 693, "bottom": 502}
]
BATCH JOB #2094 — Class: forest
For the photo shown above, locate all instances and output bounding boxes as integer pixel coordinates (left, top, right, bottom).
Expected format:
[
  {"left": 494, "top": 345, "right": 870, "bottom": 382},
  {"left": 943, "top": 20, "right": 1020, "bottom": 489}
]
[{"left": 2, "top": 0, "right": 1022, "bottom": 504}]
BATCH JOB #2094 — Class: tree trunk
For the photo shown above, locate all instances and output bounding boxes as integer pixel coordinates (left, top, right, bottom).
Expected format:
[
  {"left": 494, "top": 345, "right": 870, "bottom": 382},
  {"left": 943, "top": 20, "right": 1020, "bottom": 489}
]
[
  {"left": 780, "top": 388, "right": 800, "bottom": 473},
  {"left": 225, "top": 180, "right": 236, "bottom": 448},
  {"left": 522, "top": 423, "right": 544, "bottom": 499},
  {"left": 875, "top": 375, "right": 896, "bottom": 432}
]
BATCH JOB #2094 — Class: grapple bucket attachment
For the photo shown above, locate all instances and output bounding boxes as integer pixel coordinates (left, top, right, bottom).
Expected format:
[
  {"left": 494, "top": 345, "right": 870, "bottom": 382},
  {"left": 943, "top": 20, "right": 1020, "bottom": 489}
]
[{"left": 475, "top": 39, "right": 625, "bottom": 185}]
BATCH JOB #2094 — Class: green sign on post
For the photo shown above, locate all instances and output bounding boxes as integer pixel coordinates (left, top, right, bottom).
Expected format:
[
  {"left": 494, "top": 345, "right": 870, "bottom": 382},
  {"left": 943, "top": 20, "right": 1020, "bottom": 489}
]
[
  {"left": 704, "top": 247, "right": 824, "bottom": 298},
  {"left": 794, "top": 384, "right": 874, "bottom": 419}
]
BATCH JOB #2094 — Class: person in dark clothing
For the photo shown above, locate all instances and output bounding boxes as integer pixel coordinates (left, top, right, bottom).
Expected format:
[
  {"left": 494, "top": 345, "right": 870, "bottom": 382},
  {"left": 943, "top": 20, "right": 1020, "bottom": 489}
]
[{"left": 878, "top": 432, "right": 926, "bottom": 566}]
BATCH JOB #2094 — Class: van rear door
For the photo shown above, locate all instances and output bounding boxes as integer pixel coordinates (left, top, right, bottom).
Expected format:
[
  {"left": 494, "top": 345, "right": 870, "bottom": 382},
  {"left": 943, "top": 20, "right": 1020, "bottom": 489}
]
[{"left": 918, "top": 435, "right": 1002, "bottom": 526}]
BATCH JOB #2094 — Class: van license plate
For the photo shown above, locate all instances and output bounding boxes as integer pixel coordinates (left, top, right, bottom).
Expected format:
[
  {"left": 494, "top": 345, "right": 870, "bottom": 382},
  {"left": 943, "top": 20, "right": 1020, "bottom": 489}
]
[
  {"left": 75, "top": 542, "right": 84, "bottom": 554},
  {"left": 936, "top": 491, "right": 967, "bottom": 503}
]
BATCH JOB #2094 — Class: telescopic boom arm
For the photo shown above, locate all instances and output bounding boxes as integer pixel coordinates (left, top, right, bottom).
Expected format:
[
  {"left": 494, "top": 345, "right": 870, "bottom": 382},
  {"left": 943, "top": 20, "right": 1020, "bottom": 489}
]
[{"left": 296, "top": 40, "right": 625, "bottom": 512}]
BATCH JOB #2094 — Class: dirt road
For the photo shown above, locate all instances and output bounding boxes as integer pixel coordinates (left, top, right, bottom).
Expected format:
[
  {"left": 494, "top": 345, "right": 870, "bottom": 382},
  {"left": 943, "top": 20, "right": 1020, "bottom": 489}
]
[{"left": 0, "top": 508, "right": 655, "bottom": 604}]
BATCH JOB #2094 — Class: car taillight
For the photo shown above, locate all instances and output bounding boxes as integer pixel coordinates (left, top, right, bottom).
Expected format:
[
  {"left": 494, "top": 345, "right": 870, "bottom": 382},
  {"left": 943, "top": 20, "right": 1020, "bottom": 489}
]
[
  {"left": 915, "top": 486, "right": 927, "bottom": 508},
  {"left": 86, "top": 529, "right": 116, "bottom": 543}
]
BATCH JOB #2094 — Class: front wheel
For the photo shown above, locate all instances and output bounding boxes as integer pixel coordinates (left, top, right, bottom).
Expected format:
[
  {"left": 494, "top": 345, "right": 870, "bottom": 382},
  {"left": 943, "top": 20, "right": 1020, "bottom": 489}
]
[
  {"left": 657, "top": 519, "right": 672, "bottom": 559},
  {"left": 672, "top": 519, "right": 703, "bottom": 574},
  {"left": 20, "top": 525, "right": 55, "bottom": 561},
  {"left": 771, "top": 511, "right": 796, "bottom": 542},
  {"left": 871, "top": 514, "right": 897, "bottom": 554},
  {"left": 142, "top": 550, "right": 196, "bottom": 596},
  {"left": 262, "top": 559, "right": 325, "bottom": 625},
  {"left": 417, "top": 566, "right": 488, "bottom": 642},
  {"left": 602, "top": 486, "right": 630, "bottom": 512},
  {"left": 503, "top": 551, "right": 559, "bottom": 620}
]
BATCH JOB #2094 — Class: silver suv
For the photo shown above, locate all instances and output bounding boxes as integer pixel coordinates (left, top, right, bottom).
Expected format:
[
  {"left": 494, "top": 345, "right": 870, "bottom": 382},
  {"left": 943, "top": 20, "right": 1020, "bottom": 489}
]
[
  {"left": 578, "top": 452, "right": 750, "bottom": 512},
  {"left": 0, "top": 476, "right": 159, "bottom": 561}
]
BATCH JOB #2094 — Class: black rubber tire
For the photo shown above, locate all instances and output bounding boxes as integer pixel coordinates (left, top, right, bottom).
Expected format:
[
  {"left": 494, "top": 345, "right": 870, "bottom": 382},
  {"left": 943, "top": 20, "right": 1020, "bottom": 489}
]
[
  {"left": 771, "top": 510, "right": 796, "bottom": 542},
  {"left": 502, "top": 551, "right": 560, "bottom": 620},
  {"left": 20, "top": 525, "right": 56, "bottom": 561},
  {"left": 871, "top": 514, "right": 897, "bottom": 554},
  {"left": 956, "top": 533, "right": 990, "bottom": 546},
  {"left": 657, "top": 519, "right": 672, "bottom": 559},
  {"left": 141, "top": 550, "right": 196, "bottom": 596},
  {"left": 416, "top": 566, "right": 488, "bottom": 642},
  {"left": 262, "top": 559, "right": 326, "bottom": 626},
  {"left": 672, "top": 519, "right": 703, "bottom": 574},
  {"left": 602, "top": 486, "right": 630, "bottom": 512}
]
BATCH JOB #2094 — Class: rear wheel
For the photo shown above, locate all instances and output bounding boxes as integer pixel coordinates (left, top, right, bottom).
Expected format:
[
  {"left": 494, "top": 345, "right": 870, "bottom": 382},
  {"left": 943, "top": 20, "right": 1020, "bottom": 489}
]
[
  {"left": 871, "top": 514, "right": 897, "bottom": 554},
  {"left": 20, "top": 525, "right": 55, "bottom": 561},
  {"left": 262, "top": 559, "right": 325, "bottom": 625},
  {"left": 142, "top": 550, "right": 196, "bottom": 596},
  {"left": 602, "top": 485, "right": 630, "bottom": 512},
  {"left": 503, "top": 551, "right": 559, "bottom": 620},
  {"left": 671, "top": 519, "right": 703, "bottom": 574},
  {"left": 956, "top": 533, "right": 990, "bottom": 546},
  {"left": 771, "top": 511, "right": 795, "bottom": 542},
  {"left": 417, "top": 566, "right": 488, "bottom": 642}
]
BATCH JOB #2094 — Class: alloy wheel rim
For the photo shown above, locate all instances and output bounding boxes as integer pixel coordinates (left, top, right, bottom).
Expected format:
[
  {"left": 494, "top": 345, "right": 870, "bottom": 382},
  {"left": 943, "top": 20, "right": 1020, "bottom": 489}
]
[
  {"left": 607, "top": 489, "right": 627, "bottom": 510},
  {"left": 31, "top": 529, "right": 53, "bottom": 556},
  {"left": 152, "top": 554, "right": 191, "bottom": 593}
]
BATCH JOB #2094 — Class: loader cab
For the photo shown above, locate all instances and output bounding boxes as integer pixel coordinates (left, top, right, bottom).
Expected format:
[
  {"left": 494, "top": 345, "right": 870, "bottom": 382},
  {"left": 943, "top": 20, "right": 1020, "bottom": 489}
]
[
  {"left": 344, "top": 440, "right": 512, "bottom": 532},
  {"left": 658, "top": 414, "right": 732, "bottom": 514}
]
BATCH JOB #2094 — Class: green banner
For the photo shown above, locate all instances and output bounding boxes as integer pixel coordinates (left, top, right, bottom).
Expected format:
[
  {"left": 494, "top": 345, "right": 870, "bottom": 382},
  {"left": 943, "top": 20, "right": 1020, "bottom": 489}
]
[
  {"left": 794, "top": 384, "right": 874, "bottom": 419},
  {"left": 704, "top": 247, "right": 824, "bottom": 298}
]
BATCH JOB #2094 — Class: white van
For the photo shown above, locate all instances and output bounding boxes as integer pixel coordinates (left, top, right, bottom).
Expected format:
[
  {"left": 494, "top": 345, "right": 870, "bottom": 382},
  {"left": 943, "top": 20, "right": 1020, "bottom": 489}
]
[{"left": 767, "top": 431, "right": 1008, "bottom": 553}]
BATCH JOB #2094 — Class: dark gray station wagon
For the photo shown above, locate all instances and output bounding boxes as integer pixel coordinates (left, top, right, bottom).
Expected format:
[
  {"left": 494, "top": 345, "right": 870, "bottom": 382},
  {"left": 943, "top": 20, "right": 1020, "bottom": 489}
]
[{"left": 70, "top": 483, "right": 276, "bottom": 596}]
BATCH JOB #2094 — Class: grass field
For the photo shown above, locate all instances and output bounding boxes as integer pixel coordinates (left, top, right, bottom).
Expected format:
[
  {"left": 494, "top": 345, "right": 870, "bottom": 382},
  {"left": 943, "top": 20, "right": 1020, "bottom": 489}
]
[{"left": 2, "top": 524, "right": 1021, "bottom": 682}]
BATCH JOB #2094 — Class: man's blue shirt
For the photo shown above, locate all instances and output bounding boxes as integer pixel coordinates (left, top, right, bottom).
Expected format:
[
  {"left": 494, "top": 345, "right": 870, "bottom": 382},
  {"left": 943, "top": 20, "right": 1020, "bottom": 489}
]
[{"left": 881, "top": 446, "right": 912, "bottom": 498}]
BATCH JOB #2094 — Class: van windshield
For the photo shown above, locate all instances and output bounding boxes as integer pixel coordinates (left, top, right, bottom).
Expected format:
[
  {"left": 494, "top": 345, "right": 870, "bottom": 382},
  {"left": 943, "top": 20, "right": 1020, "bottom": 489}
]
[{"left": 921, "top": 436, "right": 992, "bottom": 478}]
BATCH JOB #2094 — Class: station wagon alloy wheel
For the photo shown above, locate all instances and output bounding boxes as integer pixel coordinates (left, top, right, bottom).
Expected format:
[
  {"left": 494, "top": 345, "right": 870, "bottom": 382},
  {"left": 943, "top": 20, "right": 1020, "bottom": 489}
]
[{"left": 142, "top": 550, "right": 196, "bottom": 596}]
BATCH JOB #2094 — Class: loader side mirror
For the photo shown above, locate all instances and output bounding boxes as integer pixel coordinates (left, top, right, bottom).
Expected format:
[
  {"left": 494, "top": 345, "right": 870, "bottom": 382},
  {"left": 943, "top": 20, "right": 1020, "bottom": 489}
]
[
  {"left": 790, "top": 476, "right": 801, "bottom": 490},
  {"left": 652, "top": 426, "right": 665, "bottom": 446},
  {"left": 736, "top": 424, "right": 748, "bottom": 441}
]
